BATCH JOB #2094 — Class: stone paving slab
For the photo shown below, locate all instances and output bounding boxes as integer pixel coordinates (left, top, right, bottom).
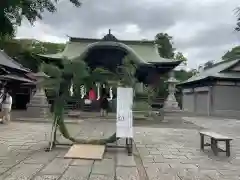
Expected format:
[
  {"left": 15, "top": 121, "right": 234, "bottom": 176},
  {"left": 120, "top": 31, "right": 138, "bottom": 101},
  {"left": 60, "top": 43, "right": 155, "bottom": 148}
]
[
  {"left": 33, "top": 175, "right": 60, "bottom": 180},
  {"left": 40, "top": 158, "right": 72, "bottom": 175},
  {"left": 60, "top": 165, "right": 91, "bottom": 180},
  {"left": 92, "top": 159, "right": 115, "bottom": 176},
  {"left": 89, "top": 174, "right": 114, "bottom": 180},
  {"left": 1, "top": 163, "right": 44, "bottom": 180},
  {"left": 116, "top": 167, "right": 140, "bottom": 180},
  {"left": 71, "top": 159, "right": 94, "bottom": 166},
  {"left": 116, "top": 150, "right": 136, "bottom": 167}
]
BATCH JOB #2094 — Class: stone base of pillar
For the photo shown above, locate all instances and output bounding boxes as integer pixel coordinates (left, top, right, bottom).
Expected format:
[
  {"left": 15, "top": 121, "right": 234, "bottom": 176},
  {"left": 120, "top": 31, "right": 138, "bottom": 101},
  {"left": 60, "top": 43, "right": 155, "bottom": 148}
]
[
  {"left": 26, "top": 88, "right": 50, "bottom": 119},
  {"left": 164, "top": 94, "right": 180, "bottom": 110}
]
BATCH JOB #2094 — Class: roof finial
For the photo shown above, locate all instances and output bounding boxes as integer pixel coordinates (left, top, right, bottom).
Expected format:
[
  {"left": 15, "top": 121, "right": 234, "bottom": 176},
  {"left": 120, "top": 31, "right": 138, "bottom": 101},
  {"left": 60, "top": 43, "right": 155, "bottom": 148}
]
[{"left": 108, "top": 29, "right": 111, "bottom": 34}]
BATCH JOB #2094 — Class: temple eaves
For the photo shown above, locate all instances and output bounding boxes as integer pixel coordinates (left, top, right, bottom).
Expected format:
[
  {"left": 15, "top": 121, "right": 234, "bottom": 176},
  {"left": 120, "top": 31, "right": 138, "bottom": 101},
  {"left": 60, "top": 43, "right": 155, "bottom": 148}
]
[
  {"left": 68, "top": 29, "right": 155, "bottom": 45},
  {"left": 102, "top": 29, "right": 118, "bottom": 42},
  {"left": 37, "top": 29, "right": 182, "bottom": 69},
  {"left": 69, "top": 36, "right": 154, "bottom": 45}
]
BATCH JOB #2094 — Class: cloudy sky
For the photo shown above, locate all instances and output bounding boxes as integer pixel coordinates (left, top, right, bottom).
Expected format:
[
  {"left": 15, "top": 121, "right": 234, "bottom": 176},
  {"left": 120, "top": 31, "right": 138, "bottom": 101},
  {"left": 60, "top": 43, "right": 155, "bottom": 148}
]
[{"left": 16, "top": 0, "right": 240, "bottom": 69}]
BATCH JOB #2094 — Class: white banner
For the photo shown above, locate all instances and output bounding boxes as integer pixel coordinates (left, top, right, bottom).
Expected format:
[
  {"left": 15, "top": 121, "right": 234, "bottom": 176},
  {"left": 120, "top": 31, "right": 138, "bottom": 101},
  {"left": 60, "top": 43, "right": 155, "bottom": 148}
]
[{"left": 116, "top": 87, "right": 133, "bottom": 138}]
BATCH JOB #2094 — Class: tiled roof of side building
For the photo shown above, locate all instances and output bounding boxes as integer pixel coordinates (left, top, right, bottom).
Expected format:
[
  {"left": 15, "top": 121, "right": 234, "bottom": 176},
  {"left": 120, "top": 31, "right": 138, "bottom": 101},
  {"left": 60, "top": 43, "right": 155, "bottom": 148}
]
[
  {"left": 0, "top": 50, "right": 30, "bottom": 72},
  {"left": 0, "top": 74, "right": 34, "bottom": 83},
  {"left": 178, "top": 59, "right": 240, "bottom": 85}
]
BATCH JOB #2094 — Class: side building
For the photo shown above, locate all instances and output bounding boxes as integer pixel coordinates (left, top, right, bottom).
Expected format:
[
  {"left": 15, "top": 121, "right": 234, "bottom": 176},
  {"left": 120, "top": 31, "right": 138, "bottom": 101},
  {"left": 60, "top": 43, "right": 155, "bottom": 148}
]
[
  {"left": 178, "top": 59, "right": 240, "bottom": 118},
  {"left": 0, "top": 50, "right": 35, "bottom": 109}
]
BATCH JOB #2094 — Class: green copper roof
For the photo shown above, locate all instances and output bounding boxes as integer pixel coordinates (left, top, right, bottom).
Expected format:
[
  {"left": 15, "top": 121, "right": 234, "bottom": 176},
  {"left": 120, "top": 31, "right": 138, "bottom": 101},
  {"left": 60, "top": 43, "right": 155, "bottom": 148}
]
[
  {"left": 213, "top": 72, "right": 240, "bottom": 79},
  {"left": 179, "top": 59, "right": 240, "bottom": 85},
  {"left": 70, "top": 36, "right": 155, "bottom": 45},
  {"left": 38, "top": 38, "right": 181, "bottom": 66}
]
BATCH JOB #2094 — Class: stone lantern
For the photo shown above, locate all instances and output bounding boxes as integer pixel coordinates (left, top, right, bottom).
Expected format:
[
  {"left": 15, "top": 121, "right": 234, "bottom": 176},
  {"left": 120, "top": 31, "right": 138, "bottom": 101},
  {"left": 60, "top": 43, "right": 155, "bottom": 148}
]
[
  {"left": 26, "top": 71, "right": 50, "bottom": 119},
  {"left": 164, "top": 72, "right": 180, "bottom": 110}
]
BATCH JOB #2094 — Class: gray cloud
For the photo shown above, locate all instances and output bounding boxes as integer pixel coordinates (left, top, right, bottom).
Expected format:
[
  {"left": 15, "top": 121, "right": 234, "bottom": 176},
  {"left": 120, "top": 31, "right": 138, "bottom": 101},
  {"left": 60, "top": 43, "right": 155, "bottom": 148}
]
[
  {"left": 41, "top": 0, "right": 186, "bottom": 36},
  {"left": 16, "top": 0, "right": 240, "bottom": 69},
  {"left": 177, "top": 24, "right": 239, "bottom": 49}
]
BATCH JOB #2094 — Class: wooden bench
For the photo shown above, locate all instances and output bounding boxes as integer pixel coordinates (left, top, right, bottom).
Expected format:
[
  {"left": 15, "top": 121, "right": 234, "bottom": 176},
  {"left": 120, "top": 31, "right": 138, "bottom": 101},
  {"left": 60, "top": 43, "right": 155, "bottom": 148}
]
[{"left": 199, "top": 131, "right": 233, "bottom": 157}]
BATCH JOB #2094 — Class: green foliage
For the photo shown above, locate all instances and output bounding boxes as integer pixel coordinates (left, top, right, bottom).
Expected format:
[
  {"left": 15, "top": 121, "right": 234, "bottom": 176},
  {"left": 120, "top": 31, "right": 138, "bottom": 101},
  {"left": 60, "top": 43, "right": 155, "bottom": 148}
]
[
  {"left": 155, "top": 33, "right": 187, "bottom": 66},
  {"left": 174, "top": 51, "right": 187, "bottom": 65},
  {"left": 50, "top": 57, "right": 119, "bottom": 144},
  {"left": 91, "top": 67, "right": 116, "bottom": 83},
  {"left": 42, "top": 57, "right": 91, "bottom": 99},
  {"left": 71, "top": 58, "right": 90, "bottom": 97},
  {"left": 42, "top": 63, "right": 62, "bottom": 78},
  {"left": 155, "top": 33, "right": 175, "bottom": 59},
  {"left": 235, "top": 7, "right": 240, "bottom": 31},
  {"left": 0, "top": 39, "right": 65, "bottom": 72},
  {"left": 133, "top": 101, "right": 151, "bottom": 111},
  {"left": 0, "top": 0, "right": 81, "bottom": 37},
  {"left": 42, "top": 63, "right": 62, "bottom": 98},
  {"left": 157, "top": 77, "right": 168, "bottom": 98},
  {"left": 191, "top": 69, "right": 199, "bottom": 76},
  {"left": 28, "top": 40, "right": 65, "bottom": 54},
  {"left": 43, "top": 54, "right": 140, "bottom": 145},
  {"left": 174, "top": 70, "right": 195, "bottom": 82},
  {"left": 117, "top": 55, "right": 137, "bottom": 87},
  {"left": 0, "top": 12, "right": 15, "bottom": 38},
  {"left": 222, "top": 46, "right": 240, "bottom": 61},
  {"left": 203, "top": 60, "right": 214, "bottom": 70}
]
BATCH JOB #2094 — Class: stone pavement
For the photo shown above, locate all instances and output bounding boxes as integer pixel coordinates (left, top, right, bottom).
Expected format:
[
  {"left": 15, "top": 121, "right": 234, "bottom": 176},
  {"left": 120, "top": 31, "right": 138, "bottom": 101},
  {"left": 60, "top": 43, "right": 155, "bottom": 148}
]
[
  {"left": 0, "top": 121, "right": 140, "bottom": 180},
  {"left": 0, "top": 116, "right": 240, "bottom": 179},
  {"left": 133, "top": 116, "right": 240, "bottom": 180}
]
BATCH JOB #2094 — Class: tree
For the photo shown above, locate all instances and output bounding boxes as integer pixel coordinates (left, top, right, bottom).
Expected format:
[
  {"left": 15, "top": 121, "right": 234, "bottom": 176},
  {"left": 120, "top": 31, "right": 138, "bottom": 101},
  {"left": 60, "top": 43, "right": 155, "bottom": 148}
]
[
  {"left": 196, "top": 60, "right": 215, "bottom": 73},
  {"left": 0, "top": 0, "right": 81, "bottom": 38},
  {"left": 0, "top": 39, "right": 65, "bottom": 72},
  {"left": 235, "top": 7, "right": 240, "bottom": 31},
  {"left": 175, "top": 70, "right": 195, "bottom": 82},
  {"left": 117, "top": 55, "right": 137, "bottom": 88},
  {"left": 222, "top": 46, "right": 240, "bottom": 61},
  {"left": 203, "top": 60, "right": 214, "bottom": 70},
  {"left": 190, "top": 69, "right": 199, "bottom": 76},
  {"left": 91, "top": 68, "right": 117, "bottom": 84},
  {"left": 155, "top": 33, "right": 175, "bottom": 59},
  {"left": 174, "top": 51, "right": 187, "bottom": 65}
]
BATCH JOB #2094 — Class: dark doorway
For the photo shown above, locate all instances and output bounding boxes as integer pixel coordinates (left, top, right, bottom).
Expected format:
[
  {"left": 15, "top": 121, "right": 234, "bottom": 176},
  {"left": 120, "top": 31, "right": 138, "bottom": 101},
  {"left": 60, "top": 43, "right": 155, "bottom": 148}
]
[{"left": 84, "top": 46, "right": 127, "bottom": 72}]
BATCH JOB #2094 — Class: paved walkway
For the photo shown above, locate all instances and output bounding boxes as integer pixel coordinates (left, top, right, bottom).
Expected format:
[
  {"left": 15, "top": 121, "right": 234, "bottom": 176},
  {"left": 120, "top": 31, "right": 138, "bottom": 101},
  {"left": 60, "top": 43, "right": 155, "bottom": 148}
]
[
  {"left": 0, "top": 116, "right": 240, "bottom": 179},
  {"left": 0, "top": 121, "right": 140, "bottom": 180}
]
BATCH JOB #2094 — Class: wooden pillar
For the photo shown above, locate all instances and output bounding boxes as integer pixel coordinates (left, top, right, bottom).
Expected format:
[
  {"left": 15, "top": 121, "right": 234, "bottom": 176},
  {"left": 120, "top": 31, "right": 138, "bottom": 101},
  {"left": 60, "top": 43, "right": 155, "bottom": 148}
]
[
  {"left": 200, "top": 134, "right": 204, "bottom": 150},
  {"left": 226, "top": 140, "right": 230, "bottom": 157}
]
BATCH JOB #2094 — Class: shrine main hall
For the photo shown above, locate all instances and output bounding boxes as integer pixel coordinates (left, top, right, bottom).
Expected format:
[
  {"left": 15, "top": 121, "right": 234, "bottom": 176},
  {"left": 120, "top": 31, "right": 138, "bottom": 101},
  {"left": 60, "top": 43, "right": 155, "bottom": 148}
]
[
  {"left": 37, "top": 31, "right": 182, "bottom": 111},
  {"left": 38, "top": 30, "right": 181, "bottom": 84}
]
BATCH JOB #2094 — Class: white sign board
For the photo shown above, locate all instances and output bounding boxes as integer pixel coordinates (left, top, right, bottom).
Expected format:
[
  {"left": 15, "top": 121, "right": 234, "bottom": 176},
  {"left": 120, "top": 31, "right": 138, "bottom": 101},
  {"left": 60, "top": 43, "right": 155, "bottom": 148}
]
[{"left": 116, "top": 87, "right": 133, "bottom": 138}]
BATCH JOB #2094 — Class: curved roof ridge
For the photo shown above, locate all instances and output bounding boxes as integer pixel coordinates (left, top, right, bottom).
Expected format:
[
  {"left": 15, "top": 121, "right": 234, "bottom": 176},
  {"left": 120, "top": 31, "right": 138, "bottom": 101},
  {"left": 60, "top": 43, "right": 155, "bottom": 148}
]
[
  {"left": 37, "top": 39, "right": 181, "bottom": 68},
  {"left": 72, "top": 41, "right": 147, "bottom": 64},
  {"left": 69, "top": 36, "right": 155, "bottom": 45}
]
